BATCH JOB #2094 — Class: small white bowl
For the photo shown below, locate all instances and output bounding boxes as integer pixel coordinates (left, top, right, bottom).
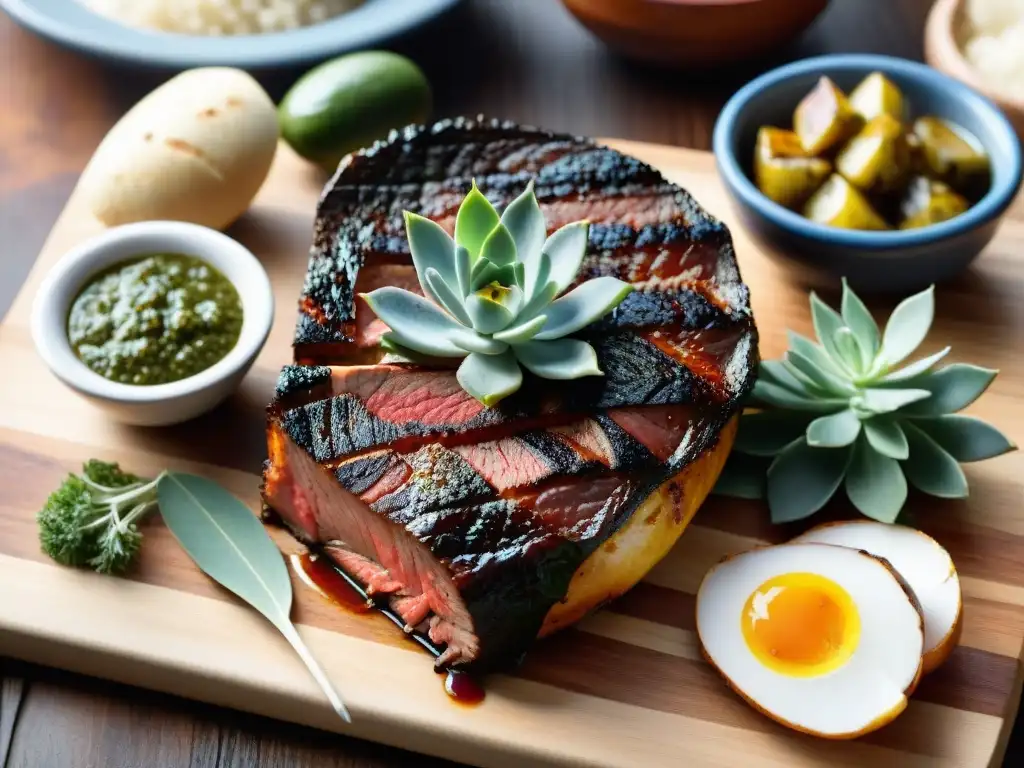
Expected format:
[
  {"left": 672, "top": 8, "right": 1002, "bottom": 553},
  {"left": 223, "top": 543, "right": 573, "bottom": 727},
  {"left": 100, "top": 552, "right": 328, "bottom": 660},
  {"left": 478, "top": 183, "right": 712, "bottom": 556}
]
[{"left": 31, "top": 221, "right": 274, "bottom": 427}]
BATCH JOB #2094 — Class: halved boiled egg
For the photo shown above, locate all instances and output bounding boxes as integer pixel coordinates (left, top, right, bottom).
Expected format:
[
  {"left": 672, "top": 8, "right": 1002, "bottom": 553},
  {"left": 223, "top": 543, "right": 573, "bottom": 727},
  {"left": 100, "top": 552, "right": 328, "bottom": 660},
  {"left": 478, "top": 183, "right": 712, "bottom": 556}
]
[
  {"left": 794, "top": 521, "right": 961, "bottom": 673},
  {"left": 696, "top": 542, "right": 924, "bottom": 739}
]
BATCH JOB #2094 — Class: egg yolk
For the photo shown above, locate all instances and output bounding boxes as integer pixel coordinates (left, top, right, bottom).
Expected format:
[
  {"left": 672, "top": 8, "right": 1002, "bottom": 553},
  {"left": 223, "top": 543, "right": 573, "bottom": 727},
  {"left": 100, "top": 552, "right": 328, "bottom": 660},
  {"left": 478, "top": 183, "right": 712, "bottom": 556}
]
[{"left": 741, "top": 572, "right": 861, "bottom": 677}]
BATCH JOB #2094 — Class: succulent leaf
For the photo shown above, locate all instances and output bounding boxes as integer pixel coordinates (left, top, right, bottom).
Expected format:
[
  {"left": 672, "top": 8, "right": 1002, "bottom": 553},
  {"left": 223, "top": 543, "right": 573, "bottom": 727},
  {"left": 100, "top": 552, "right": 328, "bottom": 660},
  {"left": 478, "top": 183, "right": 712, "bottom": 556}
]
[
  {"left": 492, "top": 314, "right": 547, "bottom": 344},
  {"left": 840, "top": 278, "right": 880, "bottom": 364},
  {"left": 807, "top": 409, "right": 861, "bottom": 447},
  {"left": 832, "top": 327, "right": 866, "bottom": 376},
  {"left": 880, "top": 346, "right": 951, "bottom": 383},
  {"left": 785, "top": 349, "right": 856, "bottom": 396},
  {"left": 379, "top": 333, "right": 450, "bottom": 365},
  {"left": 787, "top": 331, "right": 848, "bottom": 379},
  {"left": 880, "top": 285, "right": 934, "bottom": 367},
  {"left": 781, "top": 361, "right": 833, "bottom": 397},
  {"left": 471, "top": 262, "right": 518, "bottom": 292},
  {"left": 424, "top": 268, "right": 472, "bottom": 327},
  {"left": 405, "top": 213, "right": 458, "bottom": 303},
  {"left": 380, "top": 183, "right": 675, "bottom": 405},
  {"left": 517, "top": 279, "right": 558, "bottom": 325},
  {"left": 856, "top": 388, "right": 932, "bottom": 414},
  {"left": 810, "top": 292, "right": 854, "bottom": 375},
  {"left": 479, "top": 222, "right": 518, "bottom": 266},
  {"left": 454, "top": 245, "right": 472, "bottom": 299},
  {"left": 361, "top": 288, "right": 471, "bottom": 358},
  {"left": 902, "top": 422, "right": 969, "bottom": 498},
  {"left": 720, "top": 280, "right": 1013, "bottom": 525},
  {"left": 455, "top": 181, "right": 500, "bottom": 260},
  {"left": 513, "top": 262, "right": 526, "bottom": 289},
  {"left": 735, "top": 411, "right": 814, "bottom": 456},
  {"left": 513, "top": 339, "right": 602, "bottom": 379},
  {"left": 500, "top": 181, "right": 546, "bottom": 275},
  {"left": 911, "top": 415, "right": 1016, "bottom": 462},
  {"left": 533, "top": 277, "right": 633, "bottom": 340},
  {"left": 457, "top": 350, "right": 523, "bottom": 407},
  {"left": 864, "top": 418, "right": 909, "bottom": 460},
  {"left": 465, "top": 293, "right": 515, "bottom": 335},
  {"left": 541, "top": 221, "right": 590, "bottom": 296},
  {"left": 900, "top": 364, "right": 998, "bottom": 416},
  {"left": 753, "top": 380, "right": 847, "bottom": 412},
  {"left": 845, "top": 436, "right": 907, "bottom": 523},
  {"left": 759, "top": 360, "right": 816, "bottom": 396},
  {"left": 529, "top": 252, "right": 552, "bottom": 302},
  {"left": 766, "top": 439, "right": 852, "bottom": 523},
  {"left": 450, "top": 331, "right": 510, "bottom": 356}
]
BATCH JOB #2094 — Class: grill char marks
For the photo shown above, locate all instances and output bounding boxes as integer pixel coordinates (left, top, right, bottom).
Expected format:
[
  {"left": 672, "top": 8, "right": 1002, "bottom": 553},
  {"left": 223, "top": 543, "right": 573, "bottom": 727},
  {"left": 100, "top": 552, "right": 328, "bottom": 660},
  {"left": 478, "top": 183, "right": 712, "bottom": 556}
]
[
  {"left": 294, "top": 117, "right": 751, "bottom": 361},
  {"left": 266, "top": 119, "right": 758, "bottom": 673}
]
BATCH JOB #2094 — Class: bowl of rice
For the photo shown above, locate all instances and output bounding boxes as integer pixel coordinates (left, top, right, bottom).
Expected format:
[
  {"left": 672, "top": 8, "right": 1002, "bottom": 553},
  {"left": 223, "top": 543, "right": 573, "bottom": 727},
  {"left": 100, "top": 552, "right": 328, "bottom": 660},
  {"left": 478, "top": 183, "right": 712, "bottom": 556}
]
[
  {"left": 0, "top": 0, "right": 463, "bottom": 68},
  {"left": 926, "top": 0, "right": 1024, "bottom": 137}
]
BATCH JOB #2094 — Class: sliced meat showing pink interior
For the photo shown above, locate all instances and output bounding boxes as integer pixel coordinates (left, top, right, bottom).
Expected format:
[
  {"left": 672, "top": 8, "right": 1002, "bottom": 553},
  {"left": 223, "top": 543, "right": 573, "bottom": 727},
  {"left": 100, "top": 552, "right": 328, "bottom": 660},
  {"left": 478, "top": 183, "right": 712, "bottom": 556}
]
[
  {"left": 266, "top": 419, "right": 650, "bottom": 671},
  {"left": 608, "top": 405, "right": 699, "bottom": 462},
  {"left": 265, "top": 422, "right": 480, "bottom": 665}
]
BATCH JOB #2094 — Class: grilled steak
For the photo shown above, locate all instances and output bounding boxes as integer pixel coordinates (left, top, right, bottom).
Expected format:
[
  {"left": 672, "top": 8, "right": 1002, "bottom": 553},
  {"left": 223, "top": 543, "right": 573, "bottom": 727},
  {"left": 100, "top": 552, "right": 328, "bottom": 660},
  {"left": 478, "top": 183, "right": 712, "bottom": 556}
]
[{"left": 263, "top": 118, "right": 757, "bottom": 673}]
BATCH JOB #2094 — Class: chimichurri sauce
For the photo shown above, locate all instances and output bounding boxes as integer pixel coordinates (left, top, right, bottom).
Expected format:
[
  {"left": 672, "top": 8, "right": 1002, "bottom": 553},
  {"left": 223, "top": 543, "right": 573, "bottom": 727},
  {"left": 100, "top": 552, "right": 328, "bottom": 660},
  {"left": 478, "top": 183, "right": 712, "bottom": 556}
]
[{"left": 67, "top": 253, "right": 243, "bottom": 386}]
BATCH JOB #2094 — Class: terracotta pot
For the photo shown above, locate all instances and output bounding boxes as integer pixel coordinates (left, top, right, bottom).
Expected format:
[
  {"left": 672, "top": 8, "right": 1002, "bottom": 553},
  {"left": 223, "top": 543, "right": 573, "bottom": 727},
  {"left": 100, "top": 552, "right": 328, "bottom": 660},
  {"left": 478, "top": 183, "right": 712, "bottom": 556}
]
[
  {"left": 924, "top": 0, "right": 1024, "bottom": 139},
  {"left": 561, "top": 0, "right": 830, "bottom": 67}
]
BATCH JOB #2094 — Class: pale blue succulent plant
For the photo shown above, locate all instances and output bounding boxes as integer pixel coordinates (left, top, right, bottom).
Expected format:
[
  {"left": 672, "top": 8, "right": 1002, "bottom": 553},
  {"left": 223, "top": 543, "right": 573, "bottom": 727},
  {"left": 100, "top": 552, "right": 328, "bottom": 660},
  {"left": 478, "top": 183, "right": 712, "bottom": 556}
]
[
  {"left": 715, "top": 280, "right": 1016, "bottom": 524},
  {"left": 361, "top": 182, "right": 633, "bottom": 406}
]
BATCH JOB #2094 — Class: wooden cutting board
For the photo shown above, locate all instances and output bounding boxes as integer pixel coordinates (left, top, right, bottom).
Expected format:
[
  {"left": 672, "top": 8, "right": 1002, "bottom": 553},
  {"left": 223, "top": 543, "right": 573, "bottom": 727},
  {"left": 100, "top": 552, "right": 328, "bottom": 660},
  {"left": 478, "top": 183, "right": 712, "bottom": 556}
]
[{"left": 0, "top": 139, "right": 1022, "bottom": 768}]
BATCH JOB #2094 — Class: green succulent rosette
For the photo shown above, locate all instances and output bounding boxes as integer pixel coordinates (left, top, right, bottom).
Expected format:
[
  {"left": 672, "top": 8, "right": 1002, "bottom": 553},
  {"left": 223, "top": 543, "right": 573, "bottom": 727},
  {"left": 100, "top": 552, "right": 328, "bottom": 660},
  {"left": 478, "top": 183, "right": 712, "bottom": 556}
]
[
  {"left": 361, "top": 181, "right": 634, "bottom": 406},
  {"left": 715, "top": 280, "right": 1016, "bottom": 523}
]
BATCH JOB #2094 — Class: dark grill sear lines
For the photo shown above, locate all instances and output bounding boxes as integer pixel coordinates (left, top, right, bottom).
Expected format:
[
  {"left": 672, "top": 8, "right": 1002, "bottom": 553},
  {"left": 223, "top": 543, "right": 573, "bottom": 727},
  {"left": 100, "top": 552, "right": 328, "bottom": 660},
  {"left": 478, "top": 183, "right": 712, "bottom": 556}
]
[{"left": 263, "top": 119, "right": 757, "bottom": 674}]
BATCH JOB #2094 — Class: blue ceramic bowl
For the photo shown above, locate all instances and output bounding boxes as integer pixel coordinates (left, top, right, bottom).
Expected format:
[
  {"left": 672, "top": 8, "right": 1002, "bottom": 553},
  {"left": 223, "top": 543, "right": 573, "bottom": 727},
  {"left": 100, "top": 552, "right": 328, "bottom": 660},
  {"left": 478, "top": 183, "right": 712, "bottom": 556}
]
[
  {"left": 0, "top": 0, "right": 462, "bottom": 70},
  {"left": 713, "top": 54, "right": 1023, "bottom": 294}
]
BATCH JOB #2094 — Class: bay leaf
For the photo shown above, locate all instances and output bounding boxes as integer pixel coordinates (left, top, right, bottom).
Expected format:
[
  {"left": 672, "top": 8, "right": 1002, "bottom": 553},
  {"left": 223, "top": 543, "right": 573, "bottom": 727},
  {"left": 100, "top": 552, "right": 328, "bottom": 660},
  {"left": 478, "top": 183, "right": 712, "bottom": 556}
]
[{"left": 157, "top": 473, "right": 351, "bottom": 723}]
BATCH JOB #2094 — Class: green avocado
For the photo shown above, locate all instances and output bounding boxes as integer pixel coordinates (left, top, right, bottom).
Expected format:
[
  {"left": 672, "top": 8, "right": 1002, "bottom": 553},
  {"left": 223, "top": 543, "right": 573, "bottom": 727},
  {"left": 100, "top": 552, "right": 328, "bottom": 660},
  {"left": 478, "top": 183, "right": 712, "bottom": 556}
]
[{"left": 279, "top": 51, "right": 432, "bottom": 171}]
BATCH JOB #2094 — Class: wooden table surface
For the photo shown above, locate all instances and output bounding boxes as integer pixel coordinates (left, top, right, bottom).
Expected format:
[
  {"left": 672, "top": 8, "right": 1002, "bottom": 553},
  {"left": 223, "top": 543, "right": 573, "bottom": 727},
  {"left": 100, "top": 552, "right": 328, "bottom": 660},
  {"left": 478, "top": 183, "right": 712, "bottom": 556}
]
[{"left": 2, "top": 1, "right": 1020, "bottom": 766}]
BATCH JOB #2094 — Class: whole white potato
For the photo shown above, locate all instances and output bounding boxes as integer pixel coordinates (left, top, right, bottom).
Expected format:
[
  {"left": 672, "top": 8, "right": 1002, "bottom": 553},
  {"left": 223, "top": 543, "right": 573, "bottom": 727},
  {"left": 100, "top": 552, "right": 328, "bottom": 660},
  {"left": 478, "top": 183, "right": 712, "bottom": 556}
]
[{"left": 80, "top": 67, "right": 279, "bottom": 231}]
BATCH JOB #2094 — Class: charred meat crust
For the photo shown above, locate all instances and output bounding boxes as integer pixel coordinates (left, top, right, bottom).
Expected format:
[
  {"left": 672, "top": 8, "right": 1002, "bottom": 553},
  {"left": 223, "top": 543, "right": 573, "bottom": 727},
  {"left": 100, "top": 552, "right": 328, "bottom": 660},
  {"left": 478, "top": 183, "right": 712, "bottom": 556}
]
[
  {"left": 294, "top": 117, "right": 750, "bottom": 356},
  {"left": 266, "top": 118, "right": 758, "bottom": 674}
]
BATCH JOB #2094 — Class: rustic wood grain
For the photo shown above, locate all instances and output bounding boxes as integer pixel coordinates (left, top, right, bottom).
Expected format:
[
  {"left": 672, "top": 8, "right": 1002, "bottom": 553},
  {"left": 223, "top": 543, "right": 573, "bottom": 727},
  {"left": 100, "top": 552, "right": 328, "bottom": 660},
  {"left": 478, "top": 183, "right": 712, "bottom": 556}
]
[
  {"left": 0, "top": 132, "right": 1021, "bottom": 767},
  {"left": 4, "top": 0, "right": 1017, "bottom": 766}
]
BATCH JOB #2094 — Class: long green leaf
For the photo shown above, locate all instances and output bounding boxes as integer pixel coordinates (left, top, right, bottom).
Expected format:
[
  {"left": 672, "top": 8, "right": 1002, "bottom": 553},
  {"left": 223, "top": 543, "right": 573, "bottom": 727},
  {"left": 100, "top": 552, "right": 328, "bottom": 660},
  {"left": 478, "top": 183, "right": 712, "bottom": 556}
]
[
  {"left": 809, "top": 292, "right": 852, "bottom": 374},
  {"left": 857, "top": 388, "right": 932, "bottom": 414},
  {"left": 900, "top": 364, "right": 998, "bottom": 416},
  {"left": 759, "top": 360, "right": 816, "bottom": 396},
  {"left": 880, "top": 347, "right": 951, "bottom": 383},
  {"left": 911, "top": 415, "right": 1016, "bottom": 462},
  {"left": 840, "top": 278, "right": 879, "bottom": 365},
  {"left": 901, "top": 422, "right": 969, "bottom": 498},
  {"left": 785, "top": 349, "right": 856, "bottom": 396},
  {"left": 880, "top": 285, "right": 934, "bottom": 366},
  {"left": 454, "top": 181, "right": 500, "bottom": 260},
  {"left": 766, "top": 438, "right": 852, "bottom": 523},
  {"left": 157, "top": 474, "right": 350, "bottom": 723},
  {"left": 456, "top": 349, "right": 523, "bottom": 406},
  {"left": 807, "top": 409, "right": 861, "bottom": 448},
  {"left": 543, "top": 221, "right": 590, "bottom": 296},
  {"left": 845, "top": 436, "right": 907, "bottom": 522},
  {"left": 404, "top": 212, "right": 458, "bottom": 301},
  {"left": 832, "top": 327, "right": 866, "bottom": 376},
  {"left": 864, "top": 418, "right": 909, "bottom": 459},
  {"left": 501, "top": 181, "right": 546, "bottom": 293},
  {"left": 787, "top": 330, "right": 847, "bottom": 379},
  {"left": 753, "top": 381, "right": 847, "bottom": 412},
  {"left": 533, "top": 277, "right": 633, "bottom": 340}
]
